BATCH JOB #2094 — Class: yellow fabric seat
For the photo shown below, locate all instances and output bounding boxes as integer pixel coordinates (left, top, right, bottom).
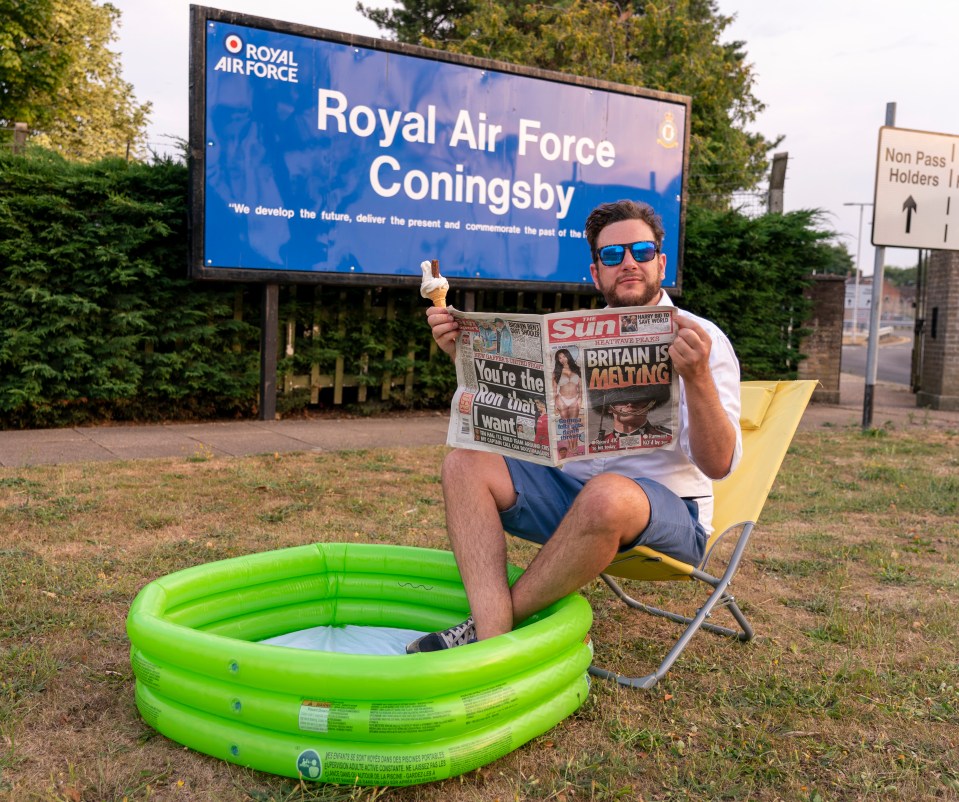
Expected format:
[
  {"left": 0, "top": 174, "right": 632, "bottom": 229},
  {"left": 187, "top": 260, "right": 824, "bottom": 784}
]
[{"left": 590, "top": 380, "right": 817, "bottom": 689}]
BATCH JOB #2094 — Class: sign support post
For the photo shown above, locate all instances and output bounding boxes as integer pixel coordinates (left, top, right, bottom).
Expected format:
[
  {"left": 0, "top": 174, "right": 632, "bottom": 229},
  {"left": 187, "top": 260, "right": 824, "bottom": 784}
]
[
  {"left": 863, "top": 102, "right": 896, "bottom": 429},
  {"left": 259, "top": 284, "right": 279, "bottom": 421}
]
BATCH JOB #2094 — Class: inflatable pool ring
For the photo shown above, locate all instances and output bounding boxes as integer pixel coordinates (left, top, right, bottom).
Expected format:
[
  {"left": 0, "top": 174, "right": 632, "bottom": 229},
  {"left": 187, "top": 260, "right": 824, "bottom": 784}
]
[{"left": 127, "top": 543, "right": 592, "bottom": 786}]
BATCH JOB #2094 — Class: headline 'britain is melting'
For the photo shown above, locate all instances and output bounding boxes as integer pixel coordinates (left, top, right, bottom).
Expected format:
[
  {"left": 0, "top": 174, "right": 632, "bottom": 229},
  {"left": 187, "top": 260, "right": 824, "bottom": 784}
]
[{"left": 586, "top": 345, "right": 671, "bottom": 389}]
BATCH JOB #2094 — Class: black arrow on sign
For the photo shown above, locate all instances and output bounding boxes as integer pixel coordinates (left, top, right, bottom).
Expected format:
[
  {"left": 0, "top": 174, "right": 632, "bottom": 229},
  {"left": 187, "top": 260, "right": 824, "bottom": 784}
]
[{"left": 902, "top": 195, "right": 917, "bottom": 233}]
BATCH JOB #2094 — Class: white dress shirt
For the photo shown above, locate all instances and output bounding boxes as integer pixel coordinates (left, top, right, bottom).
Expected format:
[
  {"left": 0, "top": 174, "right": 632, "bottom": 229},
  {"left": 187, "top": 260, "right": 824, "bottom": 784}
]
[{"left": 562, "top": 292, "right": 742, "bottom": 534}]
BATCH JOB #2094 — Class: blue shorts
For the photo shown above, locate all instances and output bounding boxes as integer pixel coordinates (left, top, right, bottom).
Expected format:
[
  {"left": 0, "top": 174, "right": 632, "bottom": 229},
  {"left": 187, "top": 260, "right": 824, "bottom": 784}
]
[{"left": 500, "top": 458, "right": 706, "bottom": 566}]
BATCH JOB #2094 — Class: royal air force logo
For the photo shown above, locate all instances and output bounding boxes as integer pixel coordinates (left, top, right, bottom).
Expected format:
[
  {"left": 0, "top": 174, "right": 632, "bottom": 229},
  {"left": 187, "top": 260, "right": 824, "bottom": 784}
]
[{"left": 214, "top": 32, "right": 300, "bottom": 83}]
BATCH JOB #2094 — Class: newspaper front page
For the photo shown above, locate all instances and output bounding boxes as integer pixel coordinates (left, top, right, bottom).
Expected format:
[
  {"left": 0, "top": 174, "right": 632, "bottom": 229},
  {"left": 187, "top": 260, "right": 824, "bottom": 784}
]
[{"left": 446, "top": 306, "right": 677, "bottom": 466}]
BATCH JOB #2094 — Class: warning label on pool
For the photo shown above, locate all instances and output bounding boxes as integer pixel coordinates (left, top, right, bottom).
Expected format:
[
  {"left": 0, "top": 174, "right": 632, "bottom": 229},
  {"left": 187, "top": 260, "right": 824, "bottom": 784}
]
[{"left": 298, "top": 698, "right": 455, "bottom": 736}]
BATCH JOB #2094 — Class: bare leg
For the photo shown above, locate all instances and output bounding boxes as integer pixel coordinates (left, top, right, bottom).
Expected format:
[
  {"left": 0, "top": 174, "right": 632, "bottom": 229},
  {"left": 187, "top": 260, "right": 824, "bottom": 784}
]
[
  {"left": 509, "top": 472, "right": 650, "bottom": 625},
  {"left": 441, "top": 454, "right": 652, "bottom": 640},
  {"left": 441, "top": 449, "right": 518, "bottom": 640}
]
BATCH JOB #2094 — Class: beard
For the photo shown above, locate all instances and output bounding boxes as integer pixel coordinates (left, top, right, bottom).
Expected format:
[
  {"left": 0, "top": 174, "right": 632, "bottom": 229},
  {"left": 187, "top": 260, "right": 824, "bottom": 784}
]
[{"left": 598, "top": 273, "right": 663, "bottom": 308}]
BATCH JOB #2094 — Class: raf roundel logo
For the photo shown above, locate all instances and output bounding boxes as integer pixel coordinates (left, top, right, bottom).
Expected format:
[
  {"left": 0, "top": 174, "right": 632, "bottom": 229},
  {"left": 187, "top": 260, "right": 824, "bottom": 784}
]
[{"left": 224, "top": 34, "right": 243, "bottom": 54}]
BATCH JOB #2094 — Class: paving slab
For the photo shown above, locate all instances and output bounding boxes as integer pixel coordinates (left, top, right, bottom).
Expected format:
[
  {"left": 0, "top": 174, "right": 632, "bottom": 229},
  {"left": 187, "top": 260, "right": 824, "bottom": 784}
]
[
  {"left": 257, "top": 418, "right": 450, "bottom": 451},
  {"left": 143, "top": 424, "right": 320, "bottom": 459},
  {"left": 0, "top": 432, "right": 117, "bottom": 466},
  {"left": 71, "top": 425, "right": 226, "bottom": 462}
]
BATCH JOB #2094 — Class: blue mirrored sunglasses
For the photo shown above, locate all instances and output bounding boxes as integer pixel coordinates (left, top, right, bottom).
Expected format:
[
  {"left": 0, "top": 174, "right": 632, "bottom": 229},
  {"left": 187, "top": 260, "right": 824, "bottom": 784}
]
[{"left": 595, "top": 240, "right": 659, "bottom": 267}]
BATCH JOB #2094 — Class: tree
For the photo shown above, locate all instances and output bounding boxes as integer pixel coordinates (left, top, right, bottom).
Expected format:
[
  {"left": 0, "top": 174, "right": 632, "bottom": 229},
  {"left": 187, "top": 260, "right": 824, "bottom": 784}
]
[
  {"left": 0, "top": 0, "right": 150, "bottom": 161},
  {"left": 355, "top": 0, "right": 476, "bottom": 42},
  {"left": 682, "top": 207, "right": 832, "bottom": 378},
  {"left": 359, "top": 0, "right": 776, "bottom": 206},
  {"left": 883, "top": 265, "right": 917, "bottom": 288},
  {"left": 815, "top": 242, "right": 855, "bottom": 277}
]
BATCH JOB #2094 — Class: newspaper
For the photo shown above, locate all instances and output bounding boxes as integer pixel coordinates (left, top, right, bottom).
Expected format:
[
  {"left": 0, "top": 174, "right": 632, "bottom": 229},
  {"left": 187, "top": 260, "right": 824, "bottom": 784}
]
[{"left": 446, "top": 306, "right": 678, "bottom": 466}]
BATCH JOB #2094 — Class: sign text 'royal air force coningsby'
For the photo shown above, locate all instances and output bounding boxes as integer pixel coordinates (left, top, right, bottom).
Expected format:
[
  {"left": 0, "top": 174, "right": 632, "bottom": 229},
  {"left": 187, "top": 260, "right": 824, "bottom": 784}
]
[{"left": 317, "top": 90, "right": 616, "bottom": 219}]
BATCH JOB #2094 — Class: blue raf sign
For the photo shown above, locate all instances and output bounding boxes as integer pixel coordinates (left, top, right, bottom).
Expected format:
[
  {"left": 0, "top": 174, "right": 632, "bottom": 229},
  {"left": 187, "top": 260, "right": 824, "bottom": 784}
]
[{"left": 193, "top": 7, "right": 691, "bottom": 289}]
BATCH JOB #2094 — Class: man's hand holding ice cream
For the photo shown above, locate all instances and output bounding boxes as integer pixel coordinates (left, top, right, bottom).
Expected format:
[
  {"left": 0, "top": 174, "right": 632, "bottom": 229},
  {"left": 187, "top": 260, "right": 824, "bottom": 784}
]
[{"left": 419, "top": 259, "right": 458, "bottom": 359}]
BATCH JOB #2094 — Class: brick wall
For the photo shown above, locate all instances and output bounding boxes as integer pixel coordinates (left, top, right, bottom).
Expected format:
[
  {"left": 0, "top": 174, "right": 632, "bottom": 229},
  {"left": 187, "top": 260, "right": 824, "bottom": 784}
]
[
  {"left": 799, "top": 275, "right": 844, "bottom": 404},
  {"left": 917, "top": 250, "right": 959, "bottom": 410}
]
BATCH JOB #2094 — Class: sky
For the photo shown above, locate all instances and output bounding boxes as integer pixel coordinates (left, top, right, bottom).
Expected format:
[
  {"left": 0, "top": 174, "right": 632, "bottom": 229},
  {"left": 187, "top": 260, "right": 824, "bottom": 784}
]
[{"left": 109, "top": 0, "right": 959, "bottom": 274}]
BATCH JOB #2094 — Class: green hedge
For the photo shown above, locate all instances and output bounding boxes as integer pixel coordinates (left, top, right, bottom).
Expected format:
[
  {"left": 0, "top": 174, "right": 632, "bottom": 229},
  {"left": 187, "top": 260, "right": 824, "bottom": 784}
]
[
  {"left": 0, "top": 150, "right": 261, "bottom": 427},
  {"left": 0, "top": 150, "right": 830, "bottom": 429}
]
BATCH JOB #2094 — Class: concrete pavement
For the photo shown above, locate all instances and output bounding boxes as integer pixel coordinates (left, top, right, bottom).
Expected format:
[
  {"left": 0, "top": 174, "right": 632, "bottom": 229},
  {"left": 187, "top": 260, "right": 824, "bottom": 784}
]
[
  {"left": 802, "top": 372, "right": 959, "bottom": 431},
  {"left": 0, "top": 412, "right": 451, "bottom": 468},
  {"left": 1, "top": 376, "right": 956, "bottom": 468}
]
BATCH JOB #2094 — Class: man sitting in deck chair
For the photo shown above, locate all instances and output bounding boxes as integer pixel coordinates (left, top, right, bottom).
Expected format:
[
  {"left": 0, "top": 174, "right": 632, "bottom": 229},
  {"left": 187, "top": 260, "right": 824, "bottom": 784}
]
[{"left": 407, "top": 199, "right": 743, "bottom": 652}]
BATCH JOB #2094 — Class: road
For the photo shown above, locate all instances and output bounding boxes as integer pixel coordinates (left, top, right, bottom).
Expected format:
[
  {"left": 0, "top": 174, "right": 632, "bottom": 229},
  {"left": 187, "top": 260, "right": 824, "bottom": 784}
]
[{"left": 841, "top": 337, "right": 913, "bottom": 386}]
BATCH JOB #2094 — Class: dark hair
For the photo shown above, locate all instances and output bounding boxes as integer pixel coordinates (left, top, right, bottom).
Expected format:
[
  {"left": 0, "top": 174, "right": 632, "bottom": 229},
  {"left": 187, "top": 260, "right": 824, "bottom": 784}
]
[
  {"left": 590, "top": 382, "right": 671, "bottom": 412},
  {"left": 552, "top": 348, "right": 581, "bottom": 384},
  {"left": 584, "top": 200, "right": 665, "bottom": 255}
]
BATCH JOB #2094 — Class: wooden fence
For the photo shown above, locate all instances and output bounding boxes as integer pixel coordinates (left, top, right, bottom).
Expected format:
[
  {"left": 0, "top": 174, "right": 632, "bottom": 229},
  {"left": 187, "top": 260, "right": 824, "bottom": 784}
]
[
  {"left": 0, "top": 123, "right": 29, "bottom": 155},
  {"left": 279, "top": 287, "right": 421, "bottom": 405},
  {"left": 259, "top": 284, "right": 603, "bottom": 407}
]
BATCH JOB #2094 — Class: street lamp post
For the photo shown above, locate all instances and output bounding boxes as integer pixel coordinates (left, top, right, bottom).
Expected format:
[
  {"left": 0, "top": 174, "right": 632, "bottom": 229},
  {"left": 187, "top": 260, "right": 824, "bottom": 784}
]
[{"left": 843, "top": 202, "right": 873, "bottom": 343}]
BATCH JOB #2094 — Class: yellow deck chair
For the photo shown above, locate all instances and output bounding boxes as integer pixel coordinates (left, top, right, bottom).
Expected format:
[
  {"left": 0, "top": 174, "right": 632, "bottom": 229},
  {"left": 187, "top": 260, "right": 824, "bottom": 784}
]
[{"left": 589, "top": 380, "right": 817, "bottom": 689}]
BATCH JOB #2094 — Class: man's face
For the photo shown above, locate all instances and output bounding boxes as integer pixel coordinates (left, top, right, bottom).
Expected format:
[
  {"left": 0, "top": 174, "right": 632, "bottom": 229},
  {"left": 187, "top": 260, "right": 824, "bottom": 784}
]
[
  {"left": 589, "top": 219, "right": 666, "bottom": 308},
  {"left": 609, "top": 399, "right": 656, "bottom": 431}
]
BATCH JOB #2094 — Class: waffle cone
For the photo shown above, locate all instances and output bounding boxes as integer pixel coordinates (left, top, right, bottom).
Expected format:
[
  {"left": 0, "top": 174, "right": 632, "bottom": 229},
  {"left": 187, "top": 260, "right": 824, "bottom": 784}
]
[{"left": 427, "top": 288, "right": 447, "bottom": 307}]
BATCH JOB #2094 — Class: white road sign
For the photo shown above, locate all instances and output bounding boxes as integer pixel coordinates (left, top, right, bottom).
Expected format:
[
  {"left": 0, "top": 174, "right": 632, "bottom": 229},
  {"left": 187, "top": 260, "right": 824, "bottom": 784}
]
[{"left": 872, "top": 126, "right": 959, "bottom": 251}]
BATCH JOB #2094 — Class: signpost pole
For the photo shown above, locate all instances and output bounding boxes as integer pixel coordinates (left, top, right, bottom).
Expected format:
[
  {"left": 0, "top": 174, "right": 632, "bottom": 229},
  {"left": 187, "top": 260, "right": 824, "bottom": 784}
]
[
  {"left": 259, "top": 284, "right": 279, "bottom": 421},
  {"left": 863, "top": 102, "right": 896, "bottom": 429}
]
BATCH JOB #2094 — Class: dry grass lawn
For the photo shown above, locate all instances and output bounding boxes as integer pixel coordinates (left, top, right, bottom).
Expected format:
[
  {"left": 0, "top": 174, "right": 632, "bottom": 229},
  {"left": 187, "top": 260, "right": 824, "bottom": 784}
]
[{"left": 1, "top": 421, "right": 958, "bottom": 801}]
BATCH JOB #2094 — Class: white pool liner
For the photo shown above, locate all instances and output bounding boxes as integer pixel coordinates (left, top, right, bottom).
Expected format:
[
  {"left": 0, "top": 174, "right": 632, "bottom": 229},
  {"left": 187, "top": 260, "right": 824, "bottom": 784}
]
[{"left": 261, "top": 624, "right": 427, "bottom": 656}]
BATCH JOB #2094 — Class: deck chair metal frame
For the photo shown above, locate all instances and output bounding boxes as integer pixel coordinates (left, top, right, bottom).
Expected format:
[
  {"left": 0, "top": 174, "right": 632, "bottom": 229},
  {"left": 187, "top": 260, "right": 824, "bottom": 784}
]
[{"left": 588, "top": 380, "right": 817, "bottom": 689}]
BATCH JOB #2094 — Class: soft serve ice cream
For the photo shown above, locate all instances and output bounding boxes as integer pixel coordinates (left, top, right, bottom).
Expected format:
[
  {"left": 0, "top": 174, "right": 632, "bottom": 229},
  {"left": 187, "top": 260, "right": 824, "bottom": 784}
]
[{"left": 419, "top": 260, "right": 449, "bottom": 307}]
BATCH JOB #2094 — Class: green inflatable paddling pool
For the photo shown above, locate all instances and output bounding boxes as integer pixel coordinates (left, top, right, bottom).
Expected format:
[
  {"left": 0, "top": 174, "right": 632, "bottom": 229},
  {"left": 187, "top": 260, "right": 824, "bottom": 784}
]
[{"left": 127, "top": 542, "right": 592, "bottom": 786}]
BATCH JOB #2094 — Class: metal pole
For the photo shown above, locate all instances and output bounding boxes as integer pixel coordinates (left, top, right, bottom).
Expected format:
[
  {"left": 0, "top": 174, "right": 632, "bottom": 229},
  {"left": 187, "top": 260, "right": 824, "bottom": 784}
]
[
  {"left": 863, "top": 102, "right": 896, "bottom": 429},
  {"left": 910, "top": 249, "right": 926, "bottom": 393},
  {"left": 843, "top": 202, "right": 872, "bottom": 342},
  {"left": 853, "top": 205, "right": 863, "bottom": 341}
]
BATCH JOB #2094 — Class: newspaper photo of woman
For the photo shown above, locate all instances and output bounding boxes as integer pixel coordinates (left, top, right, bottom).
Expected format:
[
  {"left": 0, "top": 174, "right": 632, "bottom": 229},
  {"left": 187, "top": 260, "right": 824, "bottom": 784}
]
[
  {"left": 534, "top": 399, "right": 550, "bottom": 446},
  {"left": 552, "top": 348, "right": 582, "bottom": 420}
]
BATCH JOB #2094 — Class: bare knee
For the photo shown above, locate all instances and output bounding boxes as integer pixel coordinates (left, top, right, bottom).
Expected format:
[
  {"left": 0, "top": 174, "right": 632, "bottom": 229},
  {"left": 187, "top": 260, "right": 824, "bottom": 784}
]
[
  {"left": 441, "top": 448, "right": 502, "bottom": 484},
  {"left": 441, "top": 449, "right": 517, "bottom": 511},
  {"left": 575, "top": 473, "right": 650, "bottom": 539}
]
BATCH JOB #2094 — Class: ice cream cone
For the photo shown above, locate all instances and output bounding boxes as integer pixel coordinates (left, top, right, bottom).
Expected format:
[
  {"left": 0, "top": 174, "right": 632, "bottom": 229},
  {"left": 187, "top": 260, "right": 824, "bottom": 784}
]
[{"left": 420, "top": 259, "right": 449, "bottom": 306}]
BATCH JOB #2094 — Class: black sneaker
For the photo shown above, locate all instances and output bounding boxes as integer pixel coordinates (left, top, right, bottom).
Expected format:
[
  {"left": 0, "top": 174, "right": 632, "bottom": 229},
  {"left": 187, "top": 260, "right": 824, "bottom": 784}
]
[{"left": 406, "top": 616, "right": 476, "bottom": 653}]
